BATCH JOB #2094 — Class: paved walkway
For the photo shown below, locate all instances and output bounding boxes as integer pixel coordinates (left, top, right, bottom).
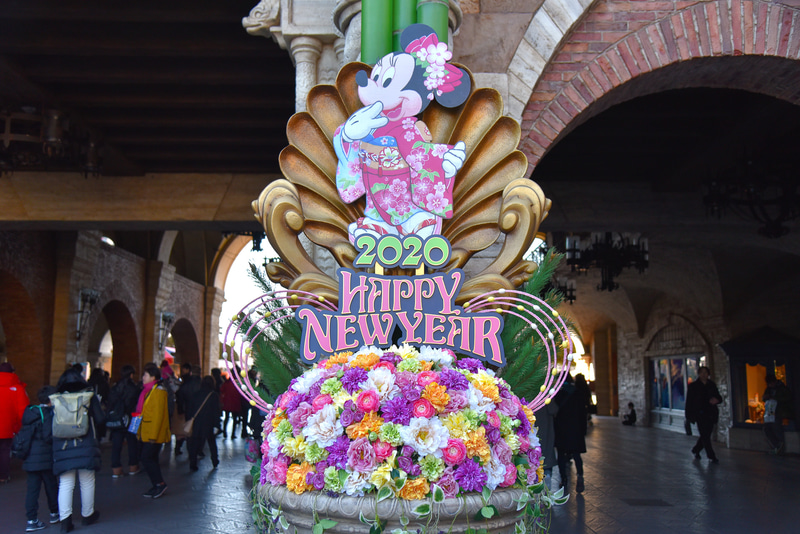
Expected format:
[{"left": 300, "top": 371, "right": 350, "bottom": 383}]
[{"left": 1, "top": 418, "right": 797, "bottom": 533}]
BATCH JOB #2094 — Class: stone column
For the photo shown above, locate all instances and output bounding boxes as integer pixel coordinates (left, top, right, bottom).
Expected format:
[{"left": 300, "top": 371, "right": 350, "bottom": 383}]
[
  {"left": 203, "top": 286, "right": 226, "bottom": 374},
  {"left": 144, "top": 260, "right": 176, "bottom": 364},
  {"left": 290, "top": 36, "right": 323, "bottom": 112}
]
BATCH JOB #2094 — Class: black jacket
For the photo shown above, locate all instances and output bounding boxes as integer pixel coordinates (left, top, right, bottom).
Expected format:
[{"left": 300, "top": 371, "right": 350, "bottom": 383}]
[
  {"left": 186, "top": 388, "right": 221, "bottom": 438},
  {"left": 52, "top": 369, "right": 105, "bottom": 476},
  {"left": 554, "top": 381, "right": 590, "bottom": 453},
  {"left": 107, "top": 377, "right": 140, "bottom": 422},
  {"left": 176, "top": 374, "right": 201, "bottom": 415},
  {"left": 13, "top": 405, "right": 55, "bottom": 472},
  {"left": 685, "top": 378, "right": 723, "bottom": 424}
]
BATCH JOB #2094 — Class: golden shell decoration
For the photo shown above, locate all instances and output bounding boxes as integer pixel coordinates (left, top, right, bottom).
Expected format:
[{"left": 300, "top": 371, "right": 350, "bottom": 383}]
[{"left": 252, "top": 62, "right": 552, "bottom": 306}]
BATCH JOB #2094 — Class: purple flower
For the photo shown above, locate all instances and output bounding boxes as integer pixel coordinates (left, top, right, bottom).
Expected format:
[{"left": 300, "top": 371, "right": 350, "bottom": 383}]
[
  {"left": 341, "top": 367, "right": 368, "bottom": 394},
  {"left": 288, "top": 402, "right": 314, "bottom": 433},
  {"left": 454, "top": 459, "right": 488, "bottom": 492},
  {"left": 285, "top": 392, "right": 309, "bottom": 413},
  {"left": 439, "top": 369, "right": 469, "bottom": 391},
  {"left": 347, "top": 437, "right": 377, "bottom": 473},
  {"left": 326, "top": 435, "right": 350, "bottom": 469},
  {"left": 401, "top": 446, "right": 415, "bottom": 457},
  {"left": 400, "top": 384, "right": 421, "bottom": 402},
  {"left": 516, "top": 408, "right": 531, "bottom": 435},
  {"left": 306, "top": 470, "right": 325, "bottom": 490},
  {"left": 381, "top": 352, "right": 402, "bottom": 365},
  {"left": 455, "top": 358, "right": 485, "bottom": 373},
  {"left": 382, "top": 397, "right": 413, "bottom": 425},
  {"left": 527, "top": 447, "right": 542, "bottom": 467},
  {"left": 497, "top": 397, "right": 519, "bottom": 417},
  {"left": 308, "top": 382, "right": 322, "bottom": 398},
  {"left": 340, "top": 400, "right": 364, "bottom": 427},
  {"left": 394, "top": 372, "right": 417, "bottom": 389},
  {"left": 444, "top": 391, "right": 468, "bottom": 413},
  {"left": 437, "top": 467, "right": 459, "bottom": 498},
  {"left": 485, "top": 426, "right": 502, "bottom": 444},
  {"left": 397, "top": 455, "right": 414, "bottom": 473}
]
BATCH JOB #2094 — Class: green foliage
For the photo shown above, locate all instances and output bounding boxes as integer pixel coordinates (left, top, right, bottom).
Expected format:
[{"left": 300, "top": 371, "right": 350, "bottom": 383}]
[
  {"left": 499, "top": 248, "right": 571, "bottom": 401},
  {"left": 235, "top": 263, "right": 307, "bottom": 403}
]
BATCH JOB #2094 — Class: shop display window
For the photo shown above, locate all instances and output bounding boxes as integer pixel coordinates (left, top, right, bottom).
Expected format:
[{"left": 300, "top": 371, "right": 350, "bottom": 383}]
[
  {"left": 650, "top": 355, "right": 705, "bottom": 412},
  {"left": 731, "top": 361, "right": 787, "bottom": 424}
]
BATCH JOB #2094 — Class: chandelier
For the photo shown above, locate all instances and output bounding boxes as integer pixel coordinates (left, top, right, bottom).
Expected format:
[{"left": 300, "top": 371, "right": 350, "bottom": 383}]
[
  {"left": 0, "top": 106, "right": 101, "bottom": 176},
  {"left": 565, "top": 232, "right": 649, "bottom": 292}
]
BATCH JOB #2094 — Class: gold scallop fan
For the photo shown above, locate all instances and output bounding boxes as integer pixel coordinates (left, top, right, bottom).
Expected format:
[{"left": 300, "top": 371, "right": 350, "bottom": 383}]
[{"left": 252, "top": 62, "right": 551, "bottom": 306}]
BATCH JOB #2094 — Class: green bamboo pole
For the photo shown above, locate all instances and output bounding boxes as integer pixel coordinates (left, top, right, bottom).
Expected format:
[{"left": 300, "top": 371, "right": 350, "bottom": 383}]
[
  {"left": 362, "top": 0, "right": 393, "bottom": 65},
  {"left": 393, "top": 0, "right": 417, "bottom": 52},
  {"left": 416, "top": 0, "right": 449, "bottom": 43}
]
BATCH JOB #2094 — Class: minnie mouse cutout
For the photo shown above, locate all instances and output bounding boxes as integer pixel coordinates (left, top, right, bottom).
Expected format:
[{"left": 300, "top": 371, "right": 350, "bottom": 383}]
[{"left": 334, "top": 24, "right": 471, "bottom": 244}]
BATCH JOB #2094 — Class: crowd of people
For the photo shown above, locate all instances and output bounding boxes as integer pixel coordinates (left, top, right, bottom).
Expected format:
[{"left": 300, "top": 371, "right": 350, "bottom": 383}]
[{"left": 0, "top": 359, "right": 262, "bottom": 533}]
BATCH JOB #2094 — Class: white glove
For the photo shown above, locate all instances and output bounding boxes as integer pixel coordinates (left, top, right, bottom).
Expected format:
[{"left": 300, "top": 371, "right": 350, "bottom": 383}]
[
  {"left": 442, "top": 141, "right": 466, "bottom": 178},
  {"left": 342, "top": 102, "right": 389, "bottom": 142}
]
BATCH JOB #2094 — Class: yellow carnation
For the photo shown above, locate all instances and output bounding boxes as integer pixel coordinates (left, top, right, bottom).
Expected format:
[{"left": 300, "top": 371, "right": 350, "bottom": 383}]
[
  {"left": 370, "top": 462, "right": 394, "bottom": 490},
  {"left": 422, "top": 382, "right": 450, "bottom": 413},
  {"left": 332, "top": 389, "right": 355, "bottom": 410},
  {"left": 464, "top": 427, "right": 491, "bottom": 464},
  {"left": 398, "top": 477, "right": 430, "bottom": 500},
  {"left": 441, "top": 412, "right": 470, "bottom": 440},
  {"left": 286, "top": 462, "right": 314, "bottom": 494},
  {"left": 282, "top": 435, "right": 307, "bottom": 460}
]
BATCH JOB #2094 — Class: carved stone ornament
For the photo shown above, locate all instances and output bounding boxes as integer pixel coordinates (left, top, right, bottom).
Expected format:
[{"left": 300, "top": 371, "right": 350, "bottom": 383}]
[
  {"left": 252, "top": 62, "right": 552, "bottom": 306},
  {"left": 242, "top": 0, "right": 281, "bottom": 38},
  {"left": 259, "top": 483, "right": 525, "bottom": 534}
]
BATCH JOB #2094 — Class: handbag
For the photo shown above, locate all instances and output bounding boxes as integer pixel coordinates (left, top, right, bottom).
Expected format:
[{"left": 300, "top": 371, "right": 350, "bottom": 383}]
[
  {"left": 183, "top": 392, "right": 213, "bottom": 435},
  {"left": 128, "top": 413, "right": 142, "bottom": 434},
  {"left": 106, "top": 413, "right": 131, "bottom": 430}
]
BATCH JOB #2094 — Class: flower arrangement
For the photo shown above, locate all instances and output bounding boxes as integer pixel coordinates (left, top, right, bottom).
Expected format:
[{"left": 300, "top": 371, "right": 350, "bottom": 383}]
[{"left": 259, "top": 344, "right": 544, "bottom": 501}]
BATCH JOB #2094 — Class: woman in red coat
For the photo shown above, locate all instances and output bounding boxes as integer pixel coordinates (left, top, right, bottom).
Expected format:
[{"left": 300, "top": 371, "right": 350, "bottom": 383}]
[
  {"left": 0, "top": 362, "right": 30, "bottom": 483},
  {"left": 219, "top": 374, "right": 243, "bottom": 439}
]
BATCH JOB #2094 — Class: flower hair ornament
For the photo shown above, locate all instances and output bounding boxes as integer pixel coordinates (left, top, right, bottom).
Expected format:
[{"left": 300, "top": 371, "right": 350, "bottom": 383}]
[{"left": 401, "top": 24, "right": 470, "bottom": 107}]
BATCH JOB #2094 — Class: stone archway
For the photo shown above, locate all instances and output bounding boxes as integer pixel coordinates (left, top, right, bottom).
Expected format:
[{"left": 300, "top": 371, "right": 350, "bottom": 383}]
[
  {"left": 0, "top": 270, "right": 48, "bottom": 398},
  {"left": 170, "top": 317, "right": 201, "bottom": 369},
  {"left": 102, "top": 300, "right": 141, "bottom": 382},
  {"left": 521, "top": 0, "right": 800, "bottom": 170}
]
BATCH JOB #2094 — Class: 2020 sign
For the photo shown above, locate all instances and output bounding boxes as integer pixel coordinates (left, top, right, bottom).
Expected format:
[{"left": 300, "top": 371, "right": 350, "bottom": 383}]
[{"left": 353, "top": 235, "right": 451, "bottom": 270}]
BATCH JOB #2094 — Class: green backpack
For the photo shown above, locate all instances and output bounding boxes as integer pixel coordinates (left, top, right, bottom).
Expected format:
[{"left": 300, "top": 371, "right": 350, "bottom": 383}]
[{"left": 50, "top": 391, "right": 93, "bottom": 439}]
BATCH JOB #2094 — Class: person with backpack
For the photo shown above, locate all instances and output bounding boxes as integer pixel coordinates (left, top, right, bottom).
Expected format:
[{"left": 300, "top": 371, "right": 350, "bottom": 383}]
[
  {"left": 0, "top": 361, "right": 29, "bottom": 484},
  {"left": 12, "top": 385, "right": 60, "bottom": 532},
  {"left": 107, "top": 365, "right": 141, "bottom": 478},
  {"left": 174, "top": 362, "right": 201, "bottom": 456},
  {"left": 137, "top": 362, "right": 170, "bottom": 499},
  {"left": 52, "top": 366, "right": 105, "bottom": 532}
]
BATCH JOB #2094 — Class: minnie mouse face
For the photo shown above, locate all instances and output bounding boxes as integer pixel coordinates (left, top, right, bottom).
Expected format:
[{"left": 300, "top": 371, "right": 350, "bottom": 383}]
[{"left": 356, "top": 52, "right": 423, "bottom": 122}]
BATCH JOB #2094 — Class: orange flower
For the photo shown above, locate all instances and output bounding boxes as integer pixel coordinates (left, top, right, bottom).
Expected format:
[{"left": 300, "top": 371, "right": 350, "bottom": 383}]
[
  {"left": 464, "top": 427, "right": 491, "bottom": 464},
  {"left": 346, "top": 411, "right": 384, "bottom": 439},
  {"left": 422, "top": 382, "right": 450, "bottom": 413},
  {"left": 271, "top": 410, "right": 287, "bottom": 429},
  {"left": 351, "top": 351, "right": 380, "bottom": 370},
  {"left": 285, "top": 462, "right": 314, "bottom": 494},
  {"left": 418, "top": 360, "right": 433, "bottom": 371},
  {"left": 520, "top": 405, "right": 536, "bottom": 425},
  {"left": 324, "top": 351, "right": 352, "bottom": 368},
  {"left": 398, "top": 477, "right": 430, "bottom": 500}
]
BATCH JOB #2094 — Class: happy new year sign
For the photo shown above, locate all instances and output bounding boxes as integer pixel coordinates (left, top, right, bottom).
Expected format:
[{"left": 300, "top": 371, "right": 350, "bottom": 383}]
[{"left": 295, "top": 268, "right": 505, "bottom": 366}]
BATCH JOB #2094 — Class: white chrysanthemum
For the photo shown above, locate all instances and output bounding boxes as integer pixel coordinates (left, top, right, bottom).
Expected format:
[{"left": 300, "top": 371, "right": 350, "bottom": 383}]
[
  {"left": 292, "top": 367, "right": 325, "bottom": 394},
  {"left": 364, "top": 367, "right": 400, "bottom": 402},
  {"left": 418, "top": 346, "right": 454, "bottom": 367},
  {"left": 302, "top": 404, "right": 344, "bottom": 448},
  {"left": 484, "top": 449, "right": 507, "bottom": 491},
  {"left": 467, "top": 385, "right": 494, "bottom": 414},
  {"left": 343, "top": 470, "right": 372, "bottom": 497},
  {"left": 528, "top": 427, "right": 541, "bottom": 450},
  {"left": 399, "top": 417, "right": 450, "bottom": 457},
  {"left": 393, "top": 343, "right": 419, "bottom": 359},
  {"left": 267, "top": 432, "right": 282, "bottom": 458}
]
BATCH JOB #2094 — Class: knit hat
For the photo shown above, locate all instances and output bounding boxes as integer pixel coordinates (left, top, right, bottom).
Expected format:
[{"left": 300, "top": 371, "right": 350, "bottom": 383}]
[{"left": 0, "top": 361, "right": 14, "bottom": 373}]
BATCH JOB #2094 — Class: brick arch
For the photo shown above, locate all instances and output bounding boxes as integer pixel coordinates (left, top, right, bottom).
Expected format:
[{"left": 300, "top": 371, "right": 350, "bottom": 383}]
[
  {"left": 0, "top": 270, "right": 47, "bottom": 399},
  {"left": 170, "top": 317, "right": 200, "bottom": 368},
  {"left": 101, "top": 299, "right": 141, "bottom": 382},
  {"left": 521, "top": 0, "right": 800, "bottom": 170}
]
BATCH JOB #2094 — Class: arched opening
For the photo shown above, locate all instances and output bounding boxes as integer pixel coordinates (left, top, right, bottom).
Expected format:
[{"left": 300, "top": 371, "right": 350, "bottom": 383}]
[
  {"left": 0, "top": 271, "right": 47, "bottom": 398},
  {"left": 100, "top": 300, "right": 140, "bottom": 382},
  {"left": 170, "top": 317, "right": 201, "bottom": 369}
]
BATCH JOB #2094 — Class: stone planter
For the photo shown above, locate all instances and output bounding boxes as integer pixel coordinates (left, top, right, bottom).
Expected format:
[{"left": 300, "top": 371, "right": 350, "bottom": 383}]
[{"left": 258, "top": 483, "right": 526, "bottom": 534}]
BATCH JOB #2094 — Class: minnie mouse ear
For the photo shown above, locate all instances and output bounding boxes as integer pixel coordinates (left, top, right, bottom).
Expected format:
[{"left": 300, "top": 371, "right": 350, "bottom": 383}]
[
  {"left": 435, "top": 66, "right": 471, "bottom": 108},
  {"left": 400, "top": 23, "right": 438, "bottom": 51}
]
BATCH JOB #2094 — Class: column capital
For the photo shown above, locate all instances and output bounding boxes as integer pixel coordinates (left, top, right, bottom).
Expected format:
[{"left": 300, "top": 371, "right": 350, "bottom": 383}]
[{"left": 289, "top": 35, "right": 323, "bottom": 63}]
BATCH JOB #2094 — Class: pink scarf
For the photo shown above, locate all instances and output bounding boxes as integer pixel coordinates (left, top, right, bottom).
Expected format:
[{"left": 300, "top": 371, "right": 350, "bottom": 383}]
[{"left": 135, "top": 380, "right": 156, "bottom": 414}]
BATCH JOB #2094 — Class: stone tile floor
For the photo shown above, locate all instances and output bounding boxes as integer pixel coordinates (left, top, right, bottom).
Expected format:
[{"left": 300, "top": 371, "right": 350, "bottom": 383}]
[{"left": 1, "top": 417, "right": 797, "bottom": 533}]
